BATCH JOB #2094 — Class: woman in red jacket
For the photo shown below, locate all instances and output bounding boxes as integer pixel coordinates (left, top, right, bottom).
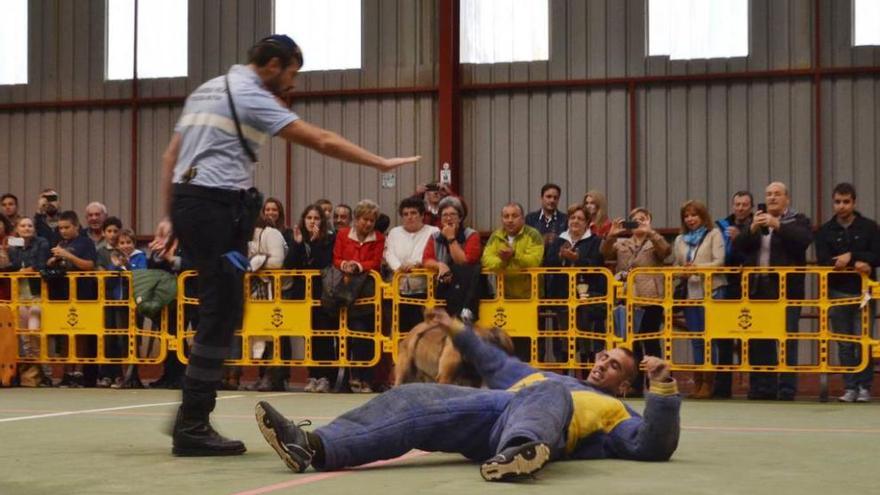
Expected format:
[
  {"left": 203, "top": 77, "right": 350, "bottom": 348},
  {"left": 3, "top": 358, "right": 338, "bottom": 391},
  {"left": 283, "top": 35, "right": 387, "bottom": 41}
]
[{"left": 332, "top": 199, "right": 385, "bottom": 393}]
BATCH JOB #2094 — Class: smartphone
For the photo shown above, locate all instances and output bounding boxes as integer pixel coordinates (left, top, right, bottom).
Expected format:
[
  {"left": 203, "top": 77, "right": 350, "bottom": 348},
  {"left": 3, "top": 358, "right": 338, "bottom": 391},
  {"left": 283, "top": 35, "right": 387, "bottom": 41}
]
[
  {"left": 756, "top": 203, "right": 769, "bottom": 234},
  {"left": 7, "top": 237, "right": 24, "bottom": 247},
  {"left": 621, "top": 220, "right": 640, "bottom": 230}
]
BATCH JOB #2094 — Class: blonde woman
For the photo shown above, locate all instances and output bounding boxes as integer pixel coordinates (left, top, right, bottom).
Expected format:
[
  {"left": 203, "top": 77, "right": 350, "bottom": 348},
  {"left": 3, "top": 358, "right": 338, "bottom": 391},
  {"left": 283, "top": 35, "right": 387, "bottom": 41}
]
[
  {"left": 583, "top": 190, "right": 612, "bottom": 237},
  {"left": 8, "top": 217, "right": 52, "bottom": 387}
]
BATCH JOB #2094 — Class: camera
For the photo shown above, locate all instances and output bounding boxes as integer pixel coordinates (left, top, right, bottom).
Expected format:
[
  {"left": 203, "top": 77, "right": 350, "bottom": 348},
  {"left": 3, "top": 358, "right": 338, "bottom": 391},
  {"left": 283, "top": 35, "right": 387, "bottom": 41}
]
[{"left": 621, "top": 220, "right": 640, "bottom": 230}]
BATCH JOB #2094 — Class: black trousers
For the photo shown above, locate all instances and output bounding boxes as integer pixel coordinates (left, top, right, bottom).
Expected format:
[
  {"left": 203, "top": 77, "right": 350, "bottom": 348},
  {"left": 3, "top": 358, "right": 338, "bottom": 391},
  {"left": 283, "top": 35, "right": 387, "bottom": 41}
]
[{"left": 172, "top": 187, "right": 247, "bottom": 418}]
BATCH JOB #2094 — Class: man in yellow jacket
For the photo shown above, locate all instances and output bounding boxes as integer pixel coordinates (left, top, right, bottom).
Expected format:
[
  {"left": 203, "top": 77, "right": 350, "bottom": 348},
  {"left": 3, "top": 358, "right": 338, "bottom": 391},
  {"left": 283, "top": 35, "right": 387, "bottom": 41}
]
[{"left": 481, "top": 203, "right": 545, "bottom": 299}]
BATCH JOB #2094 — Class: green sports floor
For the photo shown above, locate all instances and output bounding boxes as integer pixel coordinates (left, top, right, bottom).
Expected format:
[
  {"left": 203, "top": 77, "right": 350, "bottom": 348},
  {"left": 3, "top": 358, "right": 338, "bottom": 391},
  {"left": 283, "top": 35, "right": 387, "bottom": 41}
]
[{"left": 0, "top": 388, "right": 877, "bottom": 495}]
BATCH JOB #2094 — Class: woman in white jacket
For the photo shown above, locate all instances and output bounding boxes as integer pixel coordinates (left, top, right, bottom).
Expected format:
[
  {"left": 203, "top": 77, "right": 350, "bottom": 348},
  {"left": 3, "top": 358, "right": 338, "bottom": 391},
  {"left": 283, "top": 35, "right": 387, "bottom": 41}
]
[
  {"left": 672, "top": 200, "right": 725, "bottom": 399},
  {"left": 244, "top": 216, "right": 288, "bottom": 391}
]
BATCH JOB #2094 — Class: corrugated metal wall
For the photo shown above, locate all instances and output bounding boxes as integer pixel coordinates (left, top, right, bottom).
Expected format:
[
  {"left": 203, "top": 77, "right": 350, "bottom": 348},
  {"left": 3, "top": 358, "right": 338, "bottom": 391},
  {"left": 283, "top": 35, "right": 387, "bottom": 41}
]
[
  {"left": 460, "top": 0, "right": 880, "bottom": 230},
  {"left": 0, "top": 0, "right": 437, "bottom": 233},
  {"left": 0, "top": 0, "right": 877, "bottom": 234}
]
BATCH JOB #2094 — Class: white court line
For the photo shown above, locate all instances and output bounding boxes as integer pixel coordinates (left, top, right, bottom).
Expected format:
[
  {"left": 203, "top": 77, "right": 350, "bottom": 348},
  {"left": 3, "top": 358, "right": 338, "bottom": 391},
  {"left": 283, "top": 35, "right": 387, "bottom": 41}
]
[{"left": 0, "top": 394, "right": 246, "bottom": 423}]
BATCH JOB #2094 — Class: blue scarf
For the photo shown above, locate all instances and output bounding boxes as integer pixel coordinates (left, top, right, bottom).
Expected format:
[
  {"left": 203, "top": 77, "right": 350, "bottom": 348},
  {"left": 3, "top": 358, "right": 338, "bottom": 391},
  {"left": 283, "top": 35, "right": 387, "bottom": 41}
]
[{"left": 682, "top": 226, "right": 708, "bottom": 262}]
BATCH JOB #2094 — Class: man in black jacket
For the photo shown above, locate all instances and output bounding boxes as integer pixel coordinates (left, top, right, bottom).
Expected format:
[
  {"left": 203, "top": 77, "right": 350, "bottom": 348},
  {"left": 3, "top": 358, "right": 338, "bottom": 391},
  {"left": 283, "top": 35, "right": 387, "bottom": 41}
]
[
  {"left": 814, "top": 182, "right": 878, "bottom": 403},
  {"left": 733, "top": 182, "right": 813, "bottom": 400},
  {"left": 713, "top": 190, "right": 754, "bottom": 398}
]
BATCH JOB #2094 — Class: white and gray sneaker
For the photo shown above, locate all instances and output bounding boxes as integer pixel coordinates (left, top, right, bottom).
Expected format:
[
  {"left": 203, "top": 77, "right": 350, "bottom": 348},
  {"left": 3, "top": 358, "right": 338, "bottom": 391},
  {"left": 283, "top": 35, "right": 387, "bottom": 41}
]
[
  {"left": 255, "top": 401, "right": 315, "bottom": 473},
  {"left": 303, "top": 378, "right": 318, "bottom": 393},
  {"left": 856, "top": 387, "right": 871, "bottom": 403},
  {"left": 480, "top": 441, "right": 551, "bottom": 482},
  {"left": 838, "top": 389, "right": 858, "bottom": 403},
  {"left": 314, "top": 377, "right": 331, "bottom": 393}
]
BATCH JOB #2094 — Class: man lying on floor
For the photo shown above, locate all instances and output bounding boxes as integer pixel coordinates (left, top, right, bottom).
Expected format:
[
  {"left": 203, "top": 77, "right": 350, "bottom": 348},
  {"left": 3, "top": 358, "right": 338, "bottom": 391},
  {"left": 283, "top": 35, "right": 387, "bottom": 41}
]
[{"left": 254, "top": 310, "right": 681, "bottom": 481}]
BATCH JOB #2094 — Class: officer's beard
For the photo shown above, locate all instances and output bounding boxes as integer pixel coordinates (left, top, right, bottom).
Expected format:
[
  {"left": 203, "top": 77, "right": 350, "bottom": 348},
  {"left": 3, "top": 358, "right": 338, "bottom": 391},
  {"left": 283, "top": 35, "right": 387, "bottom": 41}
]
[{"left": 45, "top": 205, "right": 58, "bottom": 216}]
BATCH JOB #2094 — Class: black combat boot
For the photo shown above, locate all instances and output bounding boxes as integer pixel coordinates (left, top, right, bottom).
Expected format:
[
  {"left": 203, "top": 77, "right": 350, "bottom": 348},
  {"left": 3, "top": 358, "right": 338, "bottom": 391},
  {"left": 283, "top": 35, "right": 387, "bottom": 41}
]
[{"left": 171, "top": 407, "right": 246, "bottom": 456}]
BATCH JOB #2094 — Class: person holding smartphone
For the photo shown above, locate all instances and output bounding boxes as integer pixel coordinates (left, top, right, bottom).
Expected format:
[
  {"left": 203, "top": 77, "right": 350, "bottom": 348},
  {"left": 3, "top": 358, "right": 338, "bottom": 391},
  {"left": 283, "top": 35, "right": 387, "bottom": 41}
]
[
  {"left": 732, "top": 181, "right": 812, "bottom": 400},
  {"left": 601, "top": 207, "right": 671, "bottom": 395},
  {"left": 33, "top": 188, "right": 62, "bottom": 248},
  {"left": 7, "top": 217, "right": 52, "bottom": 387},
  {"left": 416, "top": 182, "right": 456, "bottom": 228}
]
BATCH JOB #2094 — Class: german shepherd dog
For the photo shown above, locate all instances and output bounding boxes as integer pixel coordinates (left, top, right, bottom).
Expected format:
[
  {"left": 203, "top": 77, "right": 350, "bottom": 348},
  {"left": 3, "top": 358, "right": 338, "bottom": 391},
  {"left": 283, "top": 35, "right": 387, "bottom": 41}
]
[{"left": 394, "top": 311, "right": 515, "bottom": 387}]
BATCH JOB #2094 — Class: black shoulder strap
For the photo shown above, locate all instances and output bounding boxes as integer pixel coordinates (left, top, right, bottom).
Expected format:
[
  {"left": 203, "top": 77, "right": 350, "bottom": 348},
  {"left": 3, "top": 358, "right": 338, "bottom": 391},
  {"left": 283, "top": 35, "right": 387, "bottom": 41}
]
[
  {"left": 225, "top": 73, "right": 258, "bottom": 163},
  {"left": 689, "top": 229, "right": 712, "bottom": 261}
]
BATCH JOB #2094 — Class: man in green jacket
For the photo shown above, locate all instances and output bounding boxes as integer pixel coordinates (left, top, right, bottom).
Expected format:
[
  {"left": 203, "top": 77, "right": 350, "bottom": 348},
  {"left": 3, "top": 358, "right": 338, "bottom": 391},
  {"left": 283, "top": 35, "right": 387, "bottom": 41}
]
[{"left": 481, "top": 203, "right": 545, "bottom": 300}]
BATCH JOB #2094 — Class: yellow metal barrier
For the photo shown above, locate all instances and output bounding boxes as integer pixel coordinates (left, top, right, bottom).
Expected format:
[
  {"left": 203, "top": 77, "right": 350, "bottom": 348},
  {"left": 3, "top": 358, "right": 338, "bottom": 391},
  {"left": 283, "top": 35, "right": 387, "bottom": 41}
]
[
  {"left": 623, "top": 266, "right": 879, "bottom": 372},
  {"left": 388, "top": 267, "right": 620, "bottom": 369},
  {"left": 176, "top": 270, "right": 384, "bottom": 367},
  {"left": 0, "top": 272, "right": 167, "bottom": 365},
  {"left": 2, "top": 266, "right": 875, "bottom": 373}
]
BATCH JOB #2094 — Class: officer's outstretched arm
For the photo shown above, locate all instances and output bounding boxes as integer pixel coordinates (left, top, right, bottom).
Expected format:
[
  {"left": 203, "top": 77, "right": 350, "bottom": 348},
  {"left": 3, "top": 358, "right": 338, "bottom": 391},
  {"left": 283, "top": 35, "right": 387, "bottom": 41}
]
[{"left": 279, "top": 119, "right": 419, "bottom": 173}]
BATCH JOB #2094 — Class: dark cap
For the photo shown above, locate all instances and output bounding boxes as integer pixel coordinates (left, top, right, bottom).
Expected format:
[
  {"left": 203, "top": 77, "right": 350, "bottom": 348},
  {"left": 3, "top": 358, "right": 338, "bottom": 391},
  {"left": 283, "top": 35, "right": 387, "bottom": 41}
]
[{"left": 250, "top": 34, "right": 304, "bottom": 68}]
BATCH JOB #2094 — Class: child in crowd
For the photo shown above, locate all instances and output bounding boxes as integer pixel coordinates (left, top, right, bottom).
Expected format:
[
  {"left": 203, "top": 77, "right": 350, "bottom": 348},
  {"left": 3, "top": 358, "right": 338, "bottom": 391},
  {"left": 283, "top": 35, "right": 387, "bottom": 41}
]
[
  {"left": 110, "top": 229, "right": 147, "bottom": 388},
  {"left": 96, "top": 217, "right": 125, "bottom": 388}
]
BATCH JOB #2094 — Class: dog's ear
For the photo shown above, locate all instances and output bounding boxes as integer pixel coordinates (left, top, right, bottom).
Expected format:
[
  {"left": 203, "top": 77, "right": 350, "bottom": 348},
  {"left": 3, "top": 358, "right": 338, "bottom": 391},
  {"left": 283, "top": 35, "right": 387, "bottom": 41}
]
[
  {"left": 490, "top": 327, "right": 515, "bottom": 355},
  {"left": 423, "top": 307, "right": 437, "bottom": 323}
]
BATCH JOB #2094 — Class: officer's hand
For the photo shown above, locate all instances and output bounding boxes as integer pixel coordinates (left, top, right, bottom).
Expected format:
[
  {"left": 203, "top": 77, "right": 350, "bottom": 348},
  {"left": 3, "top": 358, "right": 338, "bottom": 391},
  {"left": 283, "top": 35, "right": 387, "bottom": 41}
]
[
  {"left": 379, "top": 156, "right": 421, "bottom": 172},
  {"left": 642, "top": 356, "right": 670, "bottom": 382}
]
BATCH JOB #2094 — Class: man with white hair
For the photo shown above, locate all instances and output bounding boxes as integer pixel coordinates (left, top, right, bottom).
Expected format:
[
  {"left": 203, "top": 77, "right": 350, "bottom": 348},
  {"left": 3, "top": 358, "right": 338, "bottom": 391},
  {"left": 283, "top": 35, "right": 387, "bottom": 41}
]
[
  {"left": 733, "top": 181, "right": 813, "bottom": 400},
  {"left": 84, "top": 201, "right": 109, "bottom": 247}
]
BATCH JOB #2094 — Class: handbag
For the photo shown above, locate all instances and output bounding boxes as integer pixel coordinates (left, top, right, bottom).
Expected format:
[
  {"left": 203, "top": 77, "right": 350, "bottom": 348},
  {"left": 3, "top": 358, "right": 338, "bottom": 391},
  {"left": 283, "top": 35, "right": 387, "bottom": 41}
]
[
  {"left": 320, "top": 266, "right": 370, "bottom": 313},
  {"left": 248, "top": 228, "right": 269, "bottom": 272}
]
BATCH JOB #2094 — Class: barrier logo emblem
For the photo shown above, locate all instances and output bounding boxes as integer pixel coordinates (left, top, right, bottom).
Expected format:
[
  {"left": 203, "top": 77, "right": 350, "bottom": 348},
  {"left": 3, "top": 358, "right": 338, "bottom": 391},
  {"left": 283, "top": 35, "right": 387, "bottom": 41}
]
[
  {"left": 737, "top": 307, "right": 752, "bottom": 330},
  {"left": 493, "top": 307, "right": 507, "bottom": 328},
  {"left": 271, "top": 308, "right": 284, "bottom": 328},
  {"left": 66, "top": 307, "right": 79, "bottom": 328}
]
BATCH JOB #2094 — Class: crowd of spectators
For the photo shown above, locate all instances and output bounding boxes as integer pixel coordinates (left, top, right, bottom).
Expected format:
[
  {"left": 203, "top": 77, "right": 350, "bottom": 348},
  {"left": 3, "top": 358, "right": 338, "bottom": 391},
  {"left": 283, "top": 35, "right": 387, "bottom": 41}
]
[{"left": 1, "top": 179, "right": 877, "bottom": 402}]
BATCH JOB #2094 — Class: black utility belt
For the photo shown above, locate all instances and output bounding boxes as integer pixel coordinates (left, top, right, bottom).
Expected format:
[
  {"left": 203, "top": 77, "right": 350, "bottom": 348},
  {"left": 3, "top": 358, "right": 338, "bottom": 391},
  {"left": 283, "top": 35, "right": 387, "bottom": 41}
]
[{"left": 173, "top": 183, "right": 246, "bottom": 205}]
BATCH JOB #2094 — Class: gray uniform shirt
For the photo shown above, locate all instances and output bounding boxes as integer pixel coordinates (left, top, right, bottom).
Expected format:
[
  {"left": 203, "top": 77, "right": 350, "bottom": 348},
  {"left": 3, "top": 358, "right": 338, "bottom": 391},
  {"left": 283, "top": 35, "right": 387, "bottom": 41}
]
[{"left": 172, "top": 64, "right": 299, "bottom": 190}]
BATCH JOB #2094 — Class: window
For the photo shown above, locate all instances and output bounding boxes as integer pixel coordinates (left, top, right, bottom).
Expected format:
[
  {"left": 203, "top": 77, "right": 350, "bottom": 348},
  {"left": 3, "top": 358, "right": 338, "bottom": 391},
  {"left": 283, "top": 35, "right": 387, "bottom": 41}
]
[
  {"left": 460, "top": 0, "right": 549, "bottom": 64},
  {"left": 0, "top": 0, "right": 28, "bottom": 85},
  {"left": 106, "top": 0, "right": 188, "bottom": 80},
  {"left": 648, "top": 0, "right": 749, "bottom": 60},
  {"left": 274, "top": 0, "right": 361, "bottom": 72},
  {"left": 854, "top": 0, "right": 880, "bottom": 46}
]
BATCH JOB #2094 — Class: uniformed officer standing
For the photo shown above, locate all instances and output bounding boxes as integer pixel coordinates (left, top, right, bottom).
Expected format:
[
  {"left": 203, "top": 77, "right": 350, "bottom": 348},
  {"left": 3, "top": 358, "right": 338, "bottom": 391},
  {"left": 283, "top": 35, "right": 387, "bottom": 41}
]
[{"left": 156, "top": 35, "right": 419, "bottom": 456}]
